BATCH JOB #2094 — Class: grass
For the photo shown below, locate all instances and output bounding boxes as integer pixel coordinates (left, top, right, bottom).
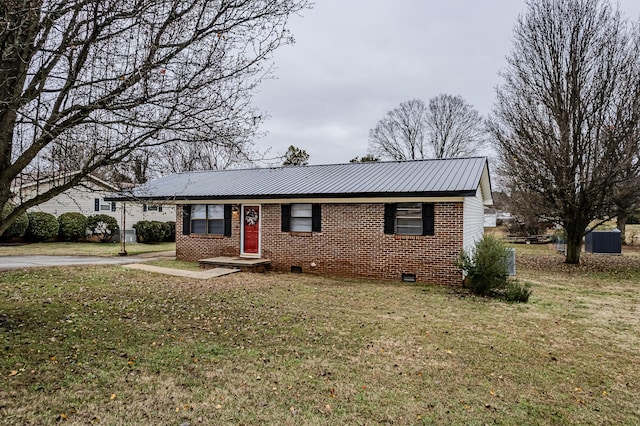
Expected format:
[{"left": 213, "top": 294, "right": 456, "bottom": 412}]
[
  {"left": 0, "top": 241, "right": 175, "bottom": 257},
  {"left": 144, "top": 259, "right": 201, "bottom": 271},
  {"left": 1, "top": 246, "right": 639, "bottom": 424}
]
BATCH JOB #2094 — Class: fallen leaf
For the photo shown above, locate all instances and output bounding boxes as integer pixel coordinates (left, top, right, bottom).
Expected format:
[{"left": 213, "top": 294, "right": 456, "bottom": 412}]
[
  {"left": 489, "top": 390, "right": 496, "bottom": 396},
  {"left": 110, "top": 394, "right": 116, "bottom": 400},
  {"left": 9, "top": 370, "right": 18, "bottom": 376}
]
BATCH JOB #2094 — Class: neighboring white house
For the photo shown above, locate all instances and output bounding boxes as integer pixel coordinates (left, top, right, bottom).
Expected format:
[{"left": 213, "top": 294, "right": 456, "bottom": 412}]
[{"left": 16, "top": 172, "right": 175, "bottom": 234}]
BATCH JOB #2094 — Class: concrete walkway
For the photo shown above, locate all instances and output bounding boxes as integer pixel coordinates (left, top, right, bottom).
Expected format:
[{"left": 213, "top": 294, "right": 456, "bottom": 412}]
[{"left": 122, "top": 263, "right": 240, "bottom": 279}]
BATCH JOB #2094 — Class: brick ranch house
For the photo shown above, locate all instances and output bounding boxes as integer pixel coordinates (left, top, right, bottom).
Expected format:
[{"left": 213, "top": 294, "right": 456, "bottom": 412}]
[{"left": 110, "top": 157, "right": 493, "bottom": 285}]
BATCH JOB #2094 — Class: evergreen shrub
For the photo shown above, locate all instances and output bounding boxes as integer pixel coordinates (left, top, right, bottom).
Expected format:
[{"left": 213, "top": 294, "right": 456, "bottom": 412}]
[
  {"left": 26, "top": 212, "right": 59, "bottom": 242},
  {"left": 58, "top": 212, "right": 88, "bottom": 242},
  {"left": 1, "top": 205, "right": 29, "bottom": 239},
  {"left": 133, "top": 220, "right": 167, "bottom": 243},
  {"left": 86, "top": 214, "right": 119, "bottom": 242}
]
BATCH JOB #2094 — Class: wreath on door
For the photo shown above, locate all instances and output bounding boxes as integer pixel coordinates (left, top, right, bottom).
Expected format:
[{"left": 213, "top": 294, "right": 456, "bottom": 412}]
[{"left": 245, "top": 208, "right": 259, "bottom": 226}]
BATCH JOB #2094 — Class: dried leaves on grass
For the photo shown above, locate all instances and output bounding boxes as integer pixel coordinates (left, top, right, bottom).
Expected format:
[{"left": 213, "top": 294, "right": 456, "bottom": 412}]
[
  {"left": 1, "top": 258, "right": 639, "bottom": 425},
  {"left": 517, "top": 244, "right": 640, "bottom": 275}
]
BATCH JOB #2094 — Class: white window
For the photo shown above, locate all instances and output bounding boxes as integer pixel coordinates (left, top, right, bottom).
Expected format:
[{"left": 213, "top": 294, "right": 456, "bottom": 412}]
[
  {"left": 190, "top": 204, "right": 224, "bottom": 235},
  {"left": 291, "top": 203, "right": 312, "bottom": 232},
  {"left": 395, "top": 203, "right": 422, "bottom": 235},
  {"left": 95, "top": 198, "right": 114, "bottom": 212},
  {"left": 145, "top": 204, "right": 162, "bottom": 212}
]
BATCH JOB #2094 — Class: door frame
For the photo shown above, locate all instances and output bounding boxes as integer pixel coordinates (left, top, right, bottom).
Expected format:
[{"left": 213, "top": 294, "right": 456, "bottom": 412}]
[{"left": 240, "top": 204, "right": 262, "bottom": 257}]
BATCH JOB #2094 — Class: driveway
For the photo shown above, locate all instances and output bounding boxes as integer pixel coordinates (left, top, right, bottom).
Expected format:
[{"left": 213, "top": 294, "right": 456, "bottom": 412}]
[{"left": 0, "top": 251, "right": 175, "bottom": 271}]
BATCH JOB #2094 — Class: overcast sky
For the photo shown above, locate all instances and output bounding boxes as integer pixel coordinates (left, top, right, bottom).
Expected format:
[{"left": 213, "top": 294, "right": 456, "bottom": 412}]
[{"left": 253, "top": 0, "right": 640, "bottom": 165}]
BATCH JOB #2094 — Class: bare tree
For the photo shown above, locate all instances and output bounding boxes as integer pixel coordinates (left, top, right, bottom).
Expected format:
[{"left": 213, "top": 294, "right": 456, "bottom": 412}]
[
  {"left": 425, "top": 94, "right": 485, "bottom": 158},
  {"left": 369, "top": 96, "right": 484, "bottom": 161},
  {"left": 489, "top": 0, "right": 640, "bottom": 264},
  {"left": 0, "top": 0, "right": 309, "bottom": 235},
  {"left": 368, "top": 99, "right": 428, "bottom": 161},
  {"left": 160, "top": 139, "right": 258, "bottom": 173},
  {"left": 611, "top": 155, "right": 640, "bottom": 244}
]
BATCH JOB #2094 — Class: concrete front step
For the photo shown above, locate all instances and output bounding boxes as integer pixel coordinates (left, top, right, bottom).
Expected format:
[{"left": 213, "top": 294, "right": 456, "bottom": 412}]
[{"left": 198, "top": 256, "right": 272, "bottom": 273}]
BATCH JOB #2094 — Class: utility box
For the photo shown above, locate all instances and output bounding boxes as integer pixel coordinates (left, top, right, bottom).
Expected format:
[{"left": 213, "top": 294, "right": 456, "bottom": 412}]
[
  {"left": 113, "top": 229, "right": 137, "bottom": 243},
  {"left": 585, "top": 230, "right": 621, "bottom": 255},
  {"left": 505, "top": 248, "right": 516, "bottom": 276}
]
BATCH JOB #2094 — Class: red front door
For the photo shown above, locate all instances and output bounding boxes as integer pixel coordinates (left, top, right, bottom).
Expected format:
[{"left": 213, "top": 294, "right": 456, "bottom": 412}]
[{"left": 242, "top": 205, "right": 260, "bottom": 255}]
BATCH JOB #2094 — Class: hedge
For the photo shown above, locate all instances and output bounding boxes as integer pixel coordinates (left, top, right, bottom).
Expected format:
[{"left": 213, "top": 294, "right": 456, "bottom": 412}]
[
  {"left": 1, "top": 205, "right": 29, "bottom": 239},
  {"left": 58, "top": 212, "right": 88, "bottom": 242},
  {"left": 26, "top": 212, "right": 59, "bottom": 242},
  {"left": 86, "top": 214, "right": 119, "bottom": 242}
]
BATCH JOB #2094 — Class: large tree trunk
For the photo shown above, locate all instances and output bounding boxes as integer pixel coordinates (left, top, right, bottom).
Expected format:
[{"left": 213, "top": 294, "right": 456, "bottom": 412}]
[
  {"left": 564, "top": 222, "right": 585, "bottom": 264},
  {"left": 616, "top": 213, "right": 628, "bottom": 245}
]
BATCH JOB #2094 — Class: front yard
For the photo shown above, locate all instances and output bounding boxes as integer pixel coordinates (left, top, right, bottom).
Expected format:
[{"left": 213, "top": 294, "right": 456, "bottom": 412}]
[
  {"left": 0, "top": 241, "right": 175, "bottom": 257},
  {"left": 1, "top": 245, "right": 639, "bottom": 424}
]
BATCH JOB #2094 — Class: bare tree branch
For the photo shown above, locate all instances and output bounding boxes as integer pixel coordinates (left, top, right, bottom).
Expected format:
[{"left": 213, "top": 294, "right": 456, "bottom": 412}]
[
  {"left": 489, "top": 0, "right": 640, "bottom": 263},
  {"left": 368, "top": 99, "right": 427, "bottom": 161},
  {"left": 0, "top": 0, "right": 310, "bottom": 235},
  {"left": 368, "top": 96, "right": 484, "bottom": 161},
  {"left": 425, "top": 94, "right": 485, "bottom": 158}
]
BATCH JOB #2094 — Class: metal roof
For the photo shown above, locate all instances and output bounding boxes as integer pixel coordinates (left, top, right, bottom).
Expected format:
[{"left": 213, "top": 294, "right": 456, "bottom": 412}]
[{"left": 109, "top": 157, "right": 491, "bottom": 201}]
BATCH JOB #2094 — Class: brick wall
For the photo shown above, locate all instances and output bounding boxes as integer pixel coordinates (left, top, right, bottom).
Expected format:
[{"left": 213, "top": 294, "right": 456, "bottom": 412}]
[{"left": 176, "top": 202, "right": 464, "bottom": 285}]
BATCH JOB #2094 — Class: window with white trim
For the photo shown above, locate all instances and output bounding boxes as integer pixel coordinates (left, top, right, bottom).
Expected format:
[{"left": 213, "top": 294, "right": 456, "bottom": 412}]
[
  {"left": 290, "top": 203, "right": 312, "bottom": 232},
  {"left": 384, "top": 202, "right": 434, "bottom": 236},
  {"left": 95, "top": 198, "right": 115, "bottom": 212},
  {"left": 395, "top": 203, "right": 423, "bottom": 235},
  {"left": 143, "top": 203, "right": 163, "bottom": 212},
  {"left": 191, "top": 204, "right": 224, "bottom": 235}
]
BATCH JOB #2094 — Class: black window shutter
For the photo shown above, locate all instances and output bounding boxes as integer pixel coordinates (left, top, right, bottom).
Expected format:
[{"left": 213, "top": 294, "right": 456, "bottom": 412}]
[
  {"left": 158, "top": 205, "right": 162, "bottom": 212},
  {"left": 111, "top": 202, "right": 116, "bottom": 212},
  {"left": 312, "top": 204, "right": 322, "bottom": 232},
  {"left": 281, "top": 204, "right": 291, "bottom": 232},
  {"left": 384, "top": 203, "right": 396, "bottom": 234},
  {"left": 182, "top": 205, "right": 191, "bottom": 235},
  {"left": 142, "top": 204, "right": 147, "bottom": 212},
  {"left": 223, "top": 204, "right": 232, "bottom": 237},
  {"left": 422, "top": 203, "right": 435, "bottom": 236},
  {"left": 94, "top": 198, "right": 100, "bottom": 212}
]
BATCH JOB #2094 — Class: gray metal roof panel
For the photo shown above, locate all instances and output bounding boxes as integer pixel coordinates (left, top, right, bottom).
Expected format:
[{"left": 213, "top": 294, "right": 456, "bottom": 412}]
[{"left": 111, "top": 157, "right": 489, "bottom": 200}]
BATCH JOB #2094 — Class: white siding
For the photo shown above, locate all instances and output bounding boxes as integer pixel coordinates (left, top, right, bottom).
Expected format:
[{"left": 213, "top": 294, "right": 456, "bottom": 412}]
[
  {"left": 463, "top": 187, "right": 485, "bottom": 254},
  {"left": 21, "top": 179, "right": 175, "bottom": 227}
]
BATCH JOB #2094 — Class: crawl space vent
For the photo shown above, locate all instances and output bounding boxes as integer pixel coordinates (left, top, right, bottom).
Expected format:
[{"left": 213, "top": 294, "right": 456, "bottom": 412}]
[
  {"left": 290, "top": 266, "right": 302, "bottom": 274},
  {"left": 402, "top": 273, "right": 416, "bottom": 282}
]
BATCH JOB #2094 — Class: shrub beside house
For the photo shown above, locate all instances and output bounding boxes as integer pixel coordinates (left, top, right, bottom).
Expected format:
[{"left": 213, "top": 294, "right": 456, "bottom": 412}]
[{"left": 14, "top": 172, "right": 175, "bottom": 241}]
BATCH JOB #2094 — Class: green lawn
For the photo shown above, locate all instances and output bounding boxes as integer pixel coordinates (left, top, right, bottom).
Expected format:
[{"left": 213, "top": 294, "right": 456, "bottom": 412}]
[
  {"left": 144, "top": 259, "right": 201, "bottom": 271},
  {"left": 0, "top": 241, "right": 175, "bottom": 257},
  {"left": 1, "top": 246, "right": 639, "bottom": 424}
]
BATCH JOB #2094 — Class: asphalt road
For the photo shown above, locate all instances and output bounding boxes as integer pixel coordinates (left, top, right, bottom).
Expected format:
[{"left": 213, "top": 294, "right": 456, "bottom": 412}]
[{"left": 0, "top": 254, "right": 169, "bottom": 271}]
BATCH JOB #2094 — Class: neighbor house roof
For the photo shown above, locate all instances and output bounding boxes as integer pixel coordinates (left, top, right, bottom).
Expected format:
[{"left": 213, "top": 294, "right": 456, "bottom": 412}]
[
  {"left": 16, "top": 171, "right": 119, "bottom": 192},
  {"left": 108, "top": 157, "right": 492, "bottom": 204}
]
